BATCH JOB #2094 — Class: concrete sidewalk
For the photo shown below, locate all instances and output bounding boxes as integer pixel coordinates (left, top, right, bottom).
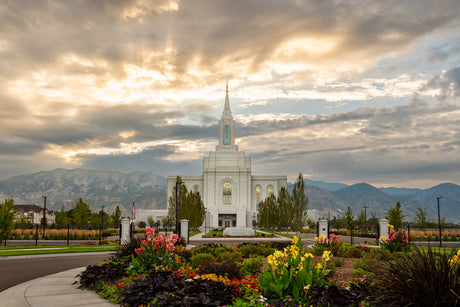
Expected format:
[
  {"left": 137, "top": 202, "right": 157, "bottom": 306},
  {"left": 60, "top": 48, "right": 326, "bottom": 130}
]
[{"left": 0, "top": 267, "right": 116, "bottom": 307}]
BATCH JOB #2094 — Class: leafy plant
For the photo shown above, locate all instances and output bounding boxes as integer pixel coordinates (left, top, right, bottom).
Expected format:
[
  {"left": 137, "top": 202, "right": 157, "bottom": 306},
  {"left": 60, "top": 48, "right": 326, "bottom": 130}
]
[
  {"left": 119, "top": 269, "right": 235, "bottom": 306},
  {"left": 258, "top": 237, "right": 331, "bottom": 301},
  {"left": 215, "top": 250, "right": 243, "bottom": 264},
  {"left": 375, "top": 246, "right": 460, "bottom": 306},
  {"left": 76, "top": 260, "right": 129, "bottom": 289},
  {"left": 190, "top": 253, "right": 216, "bottom": 268},
  {"left": 240, "top": 257, "right": 264, "bottom": 276},
  {"left": 380, "top": 227, "right": 411, "bottom": 252},
  {"left": 127, "top": 227, "right": 179, "bottom": 274},
  {"left": 198, "top": 262, "right": 242, "bottom": 280}
]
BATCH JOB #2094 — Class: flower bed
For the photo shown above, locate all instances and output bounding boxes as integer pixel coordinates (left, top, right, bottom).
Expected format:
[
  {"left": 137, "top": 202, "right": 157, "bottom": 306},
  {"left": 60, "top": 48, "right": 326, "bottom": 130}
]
[{"left": 76, "top": 229, "right": 460, "bottom": 306}]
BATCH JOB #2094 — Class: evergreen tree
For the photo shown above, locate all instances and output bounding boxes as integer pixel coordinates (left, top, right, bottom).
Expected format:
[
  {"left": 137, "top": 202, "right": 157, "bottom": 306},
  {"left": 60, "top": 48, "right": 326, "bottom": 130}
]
[
  {"left": 415, "top": 207, "right": 427, "bottom": 229},
  {"left": 291, "top": 173, "right": 308, "bottom": 232},
  {"left": 167, "top": 176, "right": 205, "bottom": 230},
  {"left": 277, "top": 186, "right": 292, "bottom": 231},
  {"left": 55, "top": 206, "right": 71, "bottom": 228},
  {"left": 385, "top": 201, "right": 406, "bottom": 229},
  {"left": 110, "top": 205, "right": 122, "bottom": 228},
  {"left": 0, "top": 198, "right": 16, "bottom": 244},
  {"left": 71, "top": 198, "right": 91, "bottom": 229},
  {"left": 344, "top": 206, "right": 354, "bottom": 231}
]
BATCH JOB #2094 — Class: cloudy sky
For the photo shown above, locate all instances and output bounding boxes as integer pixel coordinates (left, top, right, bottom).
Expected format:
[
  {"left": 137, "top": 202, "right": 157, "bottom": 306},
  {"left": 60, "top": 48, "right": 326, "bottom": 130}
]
[{"left": 1, "top": 0, "right": 459, "bottom": 188}]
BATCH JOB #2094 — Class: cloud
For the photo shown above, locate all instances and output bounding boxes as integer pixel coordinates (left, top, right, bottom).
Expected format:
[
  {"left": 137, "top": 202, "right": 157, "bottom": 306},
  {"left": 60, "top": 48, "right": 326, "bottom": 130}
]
[{"left": 422, "top": 66, "right": 460, "bottom": 100}]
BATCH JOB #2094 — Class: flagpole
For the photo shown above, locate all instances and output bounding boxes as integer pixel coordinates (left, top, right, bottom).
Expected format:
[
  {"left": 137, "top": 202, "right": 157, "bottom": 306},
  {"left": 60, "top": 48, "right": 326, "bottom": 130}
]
[{"left": 132, "top": 201, "right": 135, "bottom": 220}]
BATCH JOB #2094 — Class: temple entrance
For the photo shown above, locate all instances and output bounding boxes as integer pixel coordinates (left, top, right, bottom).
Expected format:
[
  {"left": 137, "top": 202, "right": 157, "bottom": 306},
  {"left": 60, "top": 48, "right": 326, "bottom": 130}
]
[{"left": 218, "top": 214, "right": 236, "bottom": 228}]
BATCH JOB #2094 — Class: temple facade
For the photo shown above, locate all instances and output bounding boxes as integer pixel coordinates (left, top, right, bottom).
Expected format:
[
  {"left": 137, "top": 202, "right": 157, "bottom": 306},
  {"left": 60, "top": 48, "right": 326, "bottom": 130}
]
[{"left": 167, "top": 85, "right": 287, "bottom": 229}]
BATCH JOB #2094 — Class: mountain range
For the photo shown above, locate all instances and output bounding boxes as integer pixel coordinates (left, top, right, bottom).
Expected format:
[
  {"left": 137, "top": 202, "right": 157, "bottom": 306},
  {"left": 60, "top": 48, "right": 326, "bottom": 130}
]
[{"left": 1, "top": 168, "right": 459, "bottom": 223}]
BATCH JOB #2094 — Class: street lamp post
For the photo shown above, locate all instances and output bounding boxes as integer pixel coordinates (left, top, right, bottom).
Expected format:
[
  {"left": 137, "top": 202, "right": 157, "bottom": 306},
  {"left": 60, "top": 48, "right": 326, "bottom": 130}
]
[
  {"left": 436, "top": 196, "right": 443, "bottom": 247},
  {"left": 175, "top": 180, "right": 184, "bottom": 238}
]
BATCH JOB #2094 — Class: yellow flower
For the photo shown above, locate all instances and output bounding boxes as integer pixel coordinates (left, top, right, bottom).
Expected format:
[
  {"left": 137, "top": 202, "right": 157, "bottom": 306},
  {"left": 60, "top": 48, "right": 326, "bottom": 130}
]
[
  {"left": 316, "top": 262, "right": 322, "bottom": 269},
  {"left": 314, "top": 237, "right": 319, "bottom": 242},
  {"left": 304, "top": 284, "right": 311, "bottom": 292},
  {"left": 304, "top": 252, "right": 313, "bottom": 258},
  {"left": 292, "top": 236, "right": 299, "bottom": 245},
  {"left": 389, "top": 224, "right": 394, "bottom": 230},
  {"left": 322, "top": 250, "right": 331, "bottom": 261}
]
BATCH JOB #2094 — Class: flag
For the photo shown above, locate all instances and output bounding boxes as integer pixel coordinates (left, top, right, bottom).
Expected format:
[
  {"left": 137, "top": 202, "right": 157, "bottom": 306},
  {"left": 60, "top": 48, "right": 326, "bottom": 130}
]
[{"left": 132, "top": 202, "right": 135, "bottom": 218}]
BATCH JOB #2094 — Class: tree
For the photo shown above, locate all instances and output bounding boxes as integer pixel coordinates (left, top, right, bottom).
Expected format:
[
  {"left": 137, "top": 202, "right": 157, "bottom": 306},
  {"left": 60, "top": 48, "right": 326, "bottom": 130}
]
[
  {"left": 147, "top": 216, "right": 155, "bottom": 227},
  {"left": 344, "top": 206, "right": 354, "bottom": 231},
  {"left": 167, "top": 176, "right": 205, "bottom": 230},
  {"left": 277, "top": 186, "right": 292, "bottom": 231},
  {"left": 0, "top": 198, "right": 16, "bottom": 244},
  {"left": 258, "top": 194, "right": 277, "bottom": 230},
  {"left": 385, "top": 201, "right": 406, "bottom": 229},
  {"left": 71, "top": 198, "right": 91, "bottom": 229},
  {"left": 291, "top": 173, "right": 308, "bottom": 232},
  {"left": 55, "top": 206, "right": 71, "bottom": 228},
  {"left": 110, "top": 206, "right": 122, "bottom": 228},
  {"left": 415, "top": 207, "right": 427, "bottom": 229}
]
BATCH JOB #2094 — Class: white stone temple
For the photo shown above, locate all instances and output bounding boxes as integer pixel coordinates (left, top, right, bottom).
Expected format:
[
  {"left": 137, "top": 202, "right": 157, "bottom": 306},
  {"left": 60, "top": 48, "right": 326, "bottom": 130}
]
[{"left": 167, "top": 84, "right": 287, "bottom": 230}]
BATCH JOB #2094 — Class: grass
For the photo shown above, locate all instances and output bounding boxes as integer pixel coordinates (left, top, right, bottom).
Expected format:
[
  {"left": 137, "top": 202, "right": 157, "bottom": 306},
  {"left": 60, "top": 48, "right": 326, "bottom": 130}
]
[{"left": 0, "top": 245, "right": 118, "bottom": 257}]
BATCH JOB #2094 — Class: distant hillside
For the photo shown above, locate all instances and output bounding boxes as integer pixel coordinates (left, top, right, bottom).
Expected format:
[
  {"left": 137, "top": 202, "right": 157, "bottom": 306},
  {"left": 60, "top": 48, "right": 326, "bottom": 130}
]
[
  {"left": 1, "top": 169, "right": 459, "bottom": 223},
  {"left": 0, "top": 168, "right": 167, "bottom": 214},
  {"left": 304, "top": 179, "right": 348, "bottom": 192},
  {"left": 379, "top": 187, "right": 422, "bottom": 195}
]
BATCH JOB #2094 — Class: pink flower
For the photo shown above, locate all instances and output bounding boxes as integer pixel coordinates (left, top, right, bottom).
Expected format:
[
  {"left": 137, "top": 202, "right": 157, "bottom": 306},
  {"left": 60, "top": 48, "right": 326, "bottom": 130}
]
[
  {"left": 171, "top": 234, "right": 178, "bottom": 242},
  {"left": 134, "top": 247, "right": 144, "bottom": 255},
  {"left": 146, "top": 227, "right": 155, "bottom": 236},
  {"left": 141, "top": 240, "right": 146, "bottom": 245}
]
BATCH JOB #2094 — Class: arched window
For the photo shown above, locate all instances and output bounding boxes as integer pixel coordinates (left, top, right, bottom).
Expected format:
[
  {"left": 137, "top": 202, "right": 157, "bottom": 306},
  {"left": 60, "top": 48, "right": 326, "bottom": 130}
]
[
  {"left": 223, "top": 181, "right": 232, "bottom": 204},
  {"left": 255, "top": 185, "right": 261, "bottom": 207},
  {"left": 267, "top": 185, "right": 273, "bottom": 196}
]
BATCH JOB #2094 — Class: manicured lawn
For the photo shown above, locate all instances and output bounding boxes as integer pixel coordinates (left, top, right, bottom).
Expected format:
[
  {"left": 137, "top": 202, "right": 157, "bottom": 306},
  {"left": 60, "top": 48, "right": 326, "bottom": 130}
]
[{"left": 0, "top": 245, "right": 117, "bottom": 256}]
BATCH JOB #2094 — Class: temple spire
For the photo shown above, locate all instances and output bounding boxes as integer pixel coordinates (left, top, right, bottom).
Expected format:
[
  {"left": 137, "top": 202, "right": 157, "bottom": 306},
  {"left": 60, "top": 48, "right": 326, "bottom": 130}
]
[{"left": 222, "top": 81, "right": 232, "bottom": 119}]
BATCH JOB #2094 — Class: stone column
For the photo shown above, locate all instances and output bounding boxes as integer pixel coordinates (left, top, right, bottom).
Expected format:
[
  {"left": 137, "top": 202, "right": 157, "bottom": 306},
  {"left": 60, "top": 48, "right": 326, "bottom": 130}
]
[
  {"left": 121, "top": 218, "right": 131, "bottom": 245},
  {"left": 318, "top": 219, "right": 329, "bottom": 238},
  {"left": 181, "top": 219, "right": 189, "bottom": 245},
  {"left": 379, "top": 219, "right": 389, "bottom": 246}
]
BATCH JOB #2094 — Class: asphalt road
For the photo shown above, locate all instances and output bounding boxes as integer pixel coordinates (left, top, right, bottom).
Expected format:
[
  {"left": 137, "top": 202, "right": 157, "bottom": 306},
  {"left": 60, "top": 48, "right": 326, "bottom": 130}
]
[{"left": 0, "top": 252, "right": 112, "bottom": 292}]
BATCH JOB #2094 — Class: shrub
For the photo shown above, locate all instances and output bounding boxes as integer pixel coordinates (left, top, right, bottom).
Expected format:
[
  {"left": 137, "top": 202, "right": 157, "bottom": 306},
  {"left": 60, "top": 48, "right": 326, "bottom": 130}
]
[
  {"left": 76, "top": 261, "right": 129, "bottom": 289},
  {"left": 239, "top": 257, "right": 264, "bottom": 276},
  {"left": 352, "top": 248, "right": 394, "bottom": 281},
  {"left": 119, "top": 269, "right": 236, "bottom": 306},
  {"left": 337, "top": 245, "right": 362, "bottom": 258},
  {"left": 375, "top": 247, "right": 460, "bottom": 306},
  {"left": 190, "top": 253, "right": 216, "bottom": 268},
  {"left": 215, "top": 251, "right": 243, "bottom": 264},
  {"left": 198, "top": 262, "right": 242, "bottom": 280}
]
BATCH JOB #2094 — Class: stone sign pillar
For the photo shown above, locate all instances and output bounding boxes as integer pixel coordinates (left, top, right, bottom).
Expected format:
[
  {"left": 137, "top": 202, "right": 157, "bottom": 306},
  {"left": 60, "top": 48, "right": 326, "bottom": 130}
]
[
  {"left": 121, "top": 218, "right": 131, "bottom": 245},
  {"left": 379, "top": 219, "right": 389, "bottom": 246},
  {"left": 318, "top": 219, "right": 328, "bottom": 238},
  {"left": 181, "top": 219, "right": 189, "bottom": 245}
]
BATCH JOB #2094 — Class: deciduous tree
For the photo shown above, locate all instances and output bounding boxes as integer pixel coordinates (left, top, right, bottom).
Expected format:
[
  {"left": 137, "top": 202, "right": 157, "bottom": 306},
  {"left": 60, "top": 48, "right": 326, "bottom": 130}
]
[{"left": 0, "top": 198, "right": 16, "bottom": 244}]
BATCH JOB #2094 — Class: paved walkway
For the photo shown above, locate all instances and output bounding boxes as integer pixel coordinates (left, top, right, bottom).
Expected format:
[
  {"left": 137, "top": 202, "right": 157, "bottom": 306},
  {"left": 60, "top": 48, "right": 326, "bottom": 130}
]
[{"left": 0, "top": 267, "right": 116, "bottom": 307}]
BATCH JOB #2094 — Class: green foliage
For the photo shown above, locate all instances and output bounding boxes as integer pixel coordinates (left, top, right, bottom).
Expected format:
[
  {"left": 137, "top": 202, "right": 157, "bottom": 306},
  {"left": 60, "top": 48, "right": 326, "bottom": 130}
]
[
  {"left": 380, "top": 228, "right": 411, "bottom": 252},
  {"left": 0, "top": 198, "right": 16, "bottom": 244},
  {"left": 375, "top": 247, "right": 460, "bottom": 306},
  {"left": 344, "top": 206, "right": 354, "bottom": 231},
  {"left": 237, "top": 243, "right": 275, "bottom": 258},
  {"left": 352, "top": 248, "right": 394, "bottom": 281},
  {"left": 258, "top": 237, "right": 330, "bottom": 301},
  {"left": 414, "top": 207, "right": 427, "bottom": 229},
  {"left": 257, "top": 173, "right": 307, "bottom": 231},
  {"left": 71, "top": 198, "right": 91, "bottom": 228},
  {"left": 337, "top": 245, "right": 363, "bottom": 258},
  {"left": 127, "top": 228, "right": 179, "bottom": 274},
  {"left": 190, "top": 253, "right": 216, "bottom": 268},
  {"left": 385, "top": 201, "right": 406, "bottom": 229},
  {"left": 239, "top": 257, "right": 264, "bottom": 276},
  {"left": 215, "top": 251, "right": 243, "bottom": 264},
  {"left": 55, "top": 206, "right": 71, "bottom": 227},
  {"left": 110, "top": 206, "right": 122, "bottom": 227},
  {"left": 167, "top": 176, "right": 205, "bottom": 229},
  {"left": 291, "top": 173, "right": 308, "bottom": 232}
]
